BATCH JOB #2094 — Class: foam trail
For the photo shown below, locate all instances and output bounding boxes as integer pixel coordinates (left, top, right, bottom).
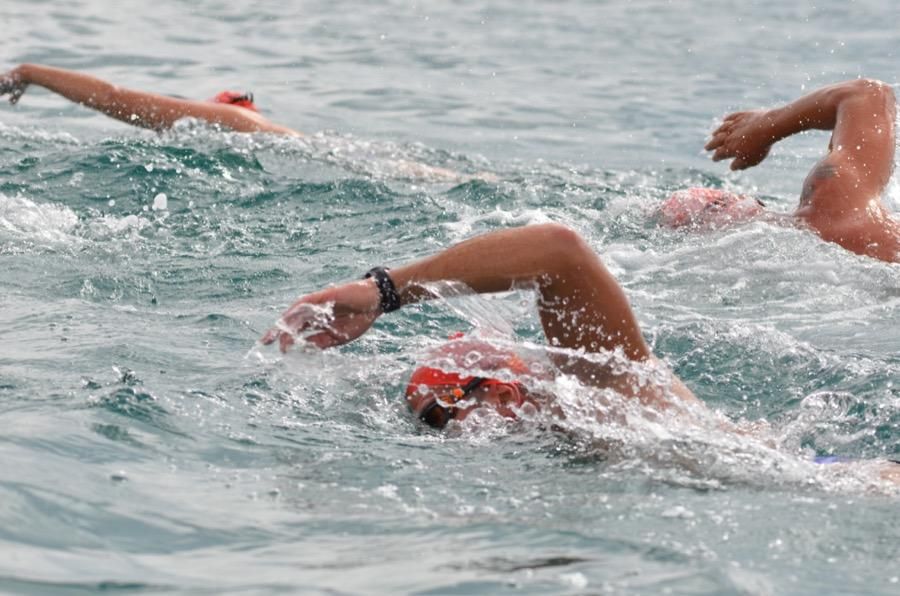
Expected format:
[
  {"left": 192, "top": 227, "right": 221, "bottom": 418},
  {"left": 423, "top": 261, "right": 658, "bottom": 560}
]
[{"left": 0, "top": 193, "right": 80, "bottom": 247}]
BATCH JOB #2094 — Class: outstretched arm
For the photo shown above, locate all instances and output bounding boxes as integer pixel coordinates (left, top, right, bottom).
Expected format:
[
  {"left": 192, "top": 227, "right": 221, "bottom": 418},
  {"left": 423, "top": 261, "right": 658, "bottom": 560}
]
[
  {"left": 705, "top": 79, "right": 895, "bottom": 214},
  {"left": 0, "top": 63, "right": 299, "bottom": 135},
  {"left": 262, "top": 223, "right": 651, "bottom": 362}
]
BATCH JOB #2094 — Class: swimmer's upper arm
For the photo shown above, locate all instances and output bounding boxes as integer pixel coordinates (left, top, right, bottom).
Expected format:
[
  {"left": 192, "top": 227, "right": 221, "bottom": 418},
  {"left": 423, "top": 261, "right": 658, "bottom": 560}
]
[
  {"left": 532, "top": 225, "right": 652, "bottom": 363},
  {"left": 196, "top": 105, "right": 300, "bottom": 135},
  {"left": 102, "top": 88, "right": 300, "bottom": 135},
  {"left": 801, "top": 80, "right": 895, "bottom": 215}
]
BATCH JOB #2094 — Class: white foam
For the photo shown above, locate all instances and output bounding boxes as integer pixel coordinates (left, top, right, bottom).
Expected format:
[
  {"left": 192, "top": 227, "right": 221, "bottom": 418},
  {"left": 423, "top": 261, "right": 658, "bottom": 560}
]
[
  {"left": 0, "top": 193, "right": 80, "bottom": 247},
  {"left": 86, "top": 213, "right": 150, "bottom": 239},
  {"left": 0, "top": 122, "right": 81, "bottom": 145},
  {"left": 442, "top": 207, "right": 554, "bottom": 241},
  {"left": 0, "top": 193, "right": 155, "bottom": 251}
]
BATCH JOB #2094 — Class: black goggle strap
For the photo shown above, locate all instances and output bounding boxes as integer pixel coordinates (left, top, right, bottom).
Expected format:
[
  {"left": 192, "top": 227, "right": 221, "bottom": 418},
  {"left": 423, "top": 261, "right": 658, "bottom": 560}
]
[
  {"left": 229, "top": 92, "right": 254, "bottom": 104},
  {"left": 459, "top": 376, "right": 487, "bottom": 398},
  {"left": 418, "top": 377, "right": 487, "bottom": 428}
]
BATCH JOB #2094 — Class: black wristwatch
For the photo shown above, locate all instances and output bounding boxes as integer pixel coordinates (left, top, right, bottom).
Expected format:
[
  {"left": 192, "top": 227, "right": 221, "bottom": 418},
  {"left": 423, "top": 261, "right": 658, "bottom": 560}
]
[{"left": 364, "top": 267, "right": 402, "bottom": 313}]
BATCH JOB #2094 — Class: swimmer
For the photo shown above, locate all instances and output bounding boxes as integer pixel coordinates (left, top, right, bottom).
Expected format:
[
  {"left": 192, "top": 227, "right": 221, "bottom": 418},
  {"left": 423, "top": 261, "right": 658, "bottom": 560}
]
[
  {"left": 260, "top": 223, "right": 899, "bottom": 480},
  {"left": 263, "top": 223, "right": 699, "bottom": 417},
  {"left": 0, "top": 63, "right": 473, "bottom": 181},
  {"left": 0, "top": 63, "right": 298, "bottom": 135},
  {"left": 672, "top": 79, "right": 900, "bottom": 263}
]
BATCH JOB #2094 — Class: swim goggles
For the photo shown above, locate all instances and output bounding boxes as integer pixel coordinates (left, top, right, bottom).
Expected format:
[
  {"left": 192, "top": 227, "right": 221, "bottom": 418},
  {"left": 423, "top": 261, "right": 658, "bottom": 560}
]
[{"left": 418, "top": 377, "right": 488, "bottom": 429}]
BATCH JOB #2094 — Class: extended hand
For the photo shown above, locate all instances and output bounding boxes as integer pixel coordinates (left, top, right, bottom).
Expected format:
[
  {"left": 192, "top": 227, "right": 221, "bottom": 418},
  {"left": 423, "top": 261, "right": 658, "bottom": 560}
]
[
  {"left": 705, "top": 110, "right": 778, "bottom": 170},
  {"left": 0, "top": 68, "right": 28, "bottom": 105},
  {"left": 260, "top": 279, "right": 382, "bottom": 352}
]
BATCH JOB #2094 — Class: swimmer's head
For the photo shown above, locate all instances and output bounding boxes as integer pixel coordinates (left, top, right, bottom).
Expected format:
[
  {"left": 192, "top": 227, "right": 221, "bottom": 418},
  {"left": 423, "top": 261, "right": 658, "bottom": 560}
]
[
  {"left": 659, "top": 187, "right": 765, "bottom": 228},
  {"left": 209, "top": 90, "right": 259, "bottom": 112},
  {"left": 405, "top": 365, "right": 526, "bottom": 429},
  {"left": 405, "top": 336, "right": 534, "bottom": 429}
]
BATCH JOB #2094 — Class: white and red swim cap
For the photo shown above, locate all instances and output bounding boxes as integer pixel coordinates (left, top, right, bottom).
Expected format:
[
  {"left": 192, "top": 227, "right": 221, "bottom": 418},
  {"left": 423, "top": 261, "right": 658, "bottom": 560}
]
[{"left": 659, "top": 187, "right": 764, "bottom": 228}]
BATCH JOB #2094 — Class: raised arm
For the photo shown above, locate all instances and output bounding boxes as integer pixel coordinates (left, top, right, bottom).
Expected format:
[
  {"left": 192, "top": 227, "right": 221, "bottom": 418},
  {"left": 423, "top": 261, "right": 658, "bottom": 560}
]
[
  {"left": 262, "top": 223, "right": 651, "bottom": 362},
  {"left": 0, "top": 63, "right": 298, "bottom": 135},
  {"left": 706, "top": 79, "right": 895, "bottom": 213}
]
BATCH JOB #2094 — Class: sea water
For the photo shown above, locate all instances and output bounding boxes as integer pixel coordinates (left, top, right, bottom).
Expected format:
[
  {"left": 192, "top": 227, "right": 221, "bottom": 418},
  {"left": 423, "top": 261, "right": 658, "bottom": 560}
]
[{"left": 1, "top": 0, "right": 899, "bottom": 594}]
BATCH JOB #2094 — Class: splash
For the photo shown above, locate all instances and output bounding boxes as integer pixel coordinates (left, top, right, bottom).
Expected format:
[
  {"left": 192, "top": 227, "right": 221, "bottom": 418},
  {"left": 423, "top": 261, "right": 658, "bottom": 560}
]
[
  {"left": 0, "top": 193, "right": 80, "bottom": 248},
  {"left": 393, "top": 283, "right": 900, "bottom": 494}
]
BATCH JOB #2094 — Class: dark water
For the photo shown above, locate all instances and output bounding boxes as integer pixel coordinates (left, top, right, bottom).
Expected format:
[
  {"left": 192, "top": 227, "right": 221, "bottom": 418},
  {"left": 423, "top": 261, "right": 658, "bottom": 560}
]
[{"left": 2, "top": 1, "right": 899, "bottom": 594}]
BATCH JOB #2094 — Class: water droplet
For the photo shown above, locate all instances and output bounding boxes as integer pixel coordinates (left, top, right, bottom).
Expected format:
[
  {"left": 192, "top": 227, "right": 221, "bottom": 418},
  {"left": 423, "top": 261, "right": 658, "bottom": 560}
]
[{"left": 152, "top": 193, "right": 168, "bottom": 211}]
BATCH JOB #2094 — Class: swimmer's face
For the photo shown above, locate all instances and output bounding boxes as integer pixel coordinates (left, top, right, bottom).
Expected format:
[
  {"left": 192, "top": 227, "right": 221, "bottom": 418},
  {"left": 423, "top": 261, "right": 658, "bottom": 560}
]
[{"left": 409, "top": 380, "right": 532, "bottom": 429}]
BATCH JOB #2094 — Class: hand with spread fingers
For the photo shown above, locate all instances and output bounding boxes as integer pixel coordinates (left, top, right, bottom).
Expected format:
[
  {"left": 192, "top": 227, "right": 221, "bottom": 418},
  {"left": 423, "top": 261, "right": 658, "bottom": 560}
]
[
  {"left": 261, "top": 279, "right": 382, "bottom": 352},
  {"left": 0, "top": 67, "right": 28, "bottom": 104},
  {"left": 704, "top": 109, "right": 777, "bottom": 170}
]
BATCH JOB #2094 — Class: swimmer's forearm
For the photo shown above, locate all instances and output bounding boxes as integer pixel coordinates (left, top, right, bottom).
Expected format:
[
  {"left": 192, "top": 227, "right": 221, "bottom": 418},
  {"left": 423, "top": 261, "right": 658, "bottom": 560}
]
[
  {"left": 16, "top": 63, "right": 178, "bottom": 129},
  {"left": 387, "top": 223, "right": 651, "bottom": 360},
  {"left": 389, "top": 223, "right": 578, "bottom": 299},
  {"left": 18, "top": 64, "right": 116, "bottom": 107},
  {"left": 388, "top": 223, "right": 616, "bottom": 307},
  {"left": 16, "top": 63, "right": 301, "bottom": 135},
  {"left": 766, "top": 79, "right": 890, "bottom": 142}
]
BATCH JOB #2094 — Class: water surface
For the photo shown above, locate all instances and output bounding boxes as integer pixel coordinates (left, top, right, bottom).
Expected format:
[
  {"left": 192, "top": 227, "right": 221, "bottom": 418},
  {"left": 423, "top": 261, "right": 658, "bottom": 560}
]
[{"left": 1, "top": 1, "right": 899, "bottom": 594}]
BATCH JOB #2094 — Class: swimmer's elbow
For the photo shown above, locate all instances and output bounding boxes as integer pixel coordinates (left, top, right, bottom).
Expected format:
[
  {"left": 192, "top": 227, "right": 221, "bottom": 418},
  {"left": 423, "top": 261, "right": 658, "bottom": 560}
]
[
  {"left": 531, "top": 223, "right": 597, "bottom": 270},
  {"left": 532, "top": 223, "right": 584, "bottom": 250},
  {"left": 839, "top": 78, "right": 895, "bottom": 106}
]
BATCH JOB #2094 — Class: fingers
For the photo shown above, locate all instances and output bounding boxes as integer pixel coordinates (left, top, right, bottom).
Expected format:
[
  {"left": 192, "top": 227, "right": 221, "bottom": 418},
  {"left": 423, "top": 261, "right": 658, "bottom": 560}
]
[
  {"left": 278, "top": 332, "right": 295, "bottom": 353},
  {"left": 258, "top": 299, "right": 340, "bottom": 353},
  {"left": 706, "top": 111, "right": 750, "bottom": 152},
  {"left": 705, "top": 122, "right": 737, "bottom": 151},
  {"left": 304, "top": 331, "right": 344, "bottom": 350},
  {"left": 730, "top": 156, "right": 751, "bottom": 171},
  {"left": 711, "top": 145, "right": 735, "bottom": 162},
  {"left": 260, "top": 327, "right": 279, "bottom": 345},
  {"left": 1, "top": 86, "right": 26, "bottom": 105},
  {"left": 259, "top": 327, "right": 292, "bottom": 351},
  {"left": 260, "top": 328, "right": 341, "bottom": 352},
  {"left": 705, "top": 131, "right": 726, "bottom": 151},
  {"left": 280, "top": 302, "right": 333, "bottom": 336}
]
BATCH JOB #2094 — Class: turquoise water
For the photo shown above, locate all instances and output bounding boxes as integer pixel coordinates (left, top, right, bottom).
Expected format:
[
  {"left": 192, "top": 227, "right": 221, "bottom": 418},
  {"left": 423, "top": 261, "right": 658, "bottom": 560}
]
[{"left": 2, "top": 1, "right": 900, "bottom": 593}]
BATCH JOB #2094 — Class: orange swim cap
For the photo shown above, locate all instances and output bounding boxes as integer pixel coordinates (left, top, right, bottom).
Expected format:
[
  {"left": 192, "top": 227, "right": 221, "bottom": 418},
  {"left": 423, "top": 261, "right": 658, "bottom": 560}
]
[{"left": 210, "top": 90, "right": 258, "bottom": 112}]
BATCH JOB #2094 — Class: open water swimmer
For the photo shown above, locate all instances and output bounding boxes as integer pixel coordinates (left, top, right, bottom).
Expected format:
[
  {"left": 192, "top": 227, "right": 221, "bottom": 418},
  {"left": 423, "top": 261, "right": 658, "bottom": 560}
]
[
  {"left": 0, "top": 63, "right": 474, "bottom": 182},
  {"left": 261, "top": 223, "right": 900, "bottom": 485},
  {"left": 667, "top": 79, "right": 900, "bottom": 263},
  {"left": 0, "top": 63, "right": 300, "bottom": 135},
  {"left": 4, "top": 2, "right": 900, "bottom": 592}
]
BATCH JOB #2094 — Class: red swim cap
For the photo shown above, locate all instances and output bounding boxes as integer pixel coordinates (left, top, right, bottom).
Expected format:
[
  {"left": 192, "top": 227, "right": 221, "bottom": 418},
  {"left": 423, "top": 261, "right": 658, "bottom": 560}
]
[
  {"left": 405, "top": 332, "right": 533, "bottom": 399},
  {"left": 210, "top": 90, "right": 258, "bottom": 112},
  {"left": 405, "top": 354, "right": 530, "bottom": 399},
  {"left": 405, "top": 366, "right": 476, "bottom": 398}
]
